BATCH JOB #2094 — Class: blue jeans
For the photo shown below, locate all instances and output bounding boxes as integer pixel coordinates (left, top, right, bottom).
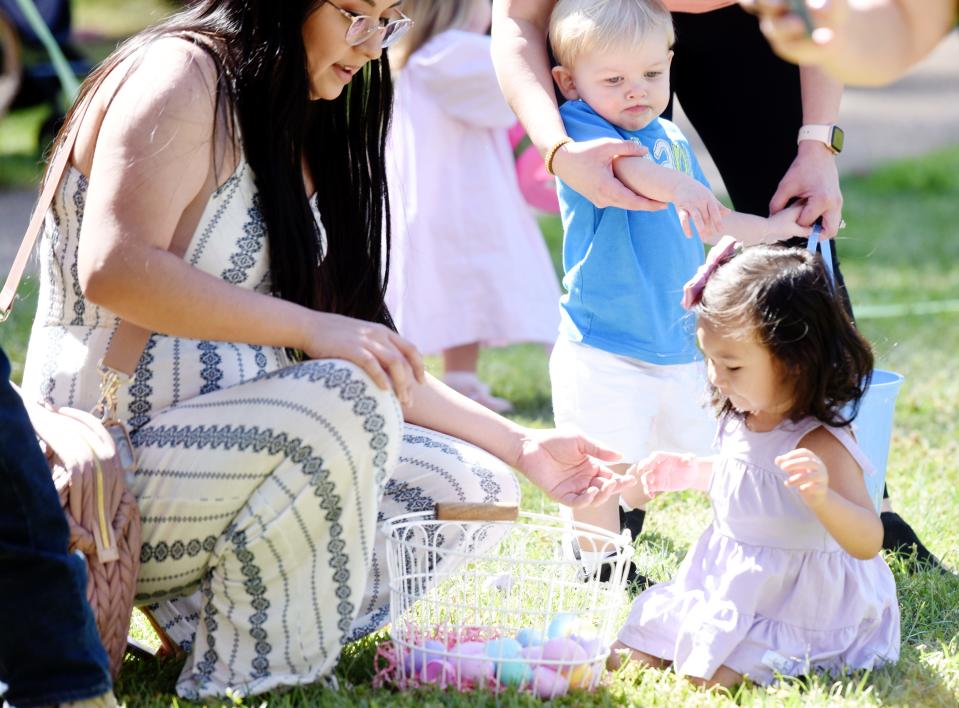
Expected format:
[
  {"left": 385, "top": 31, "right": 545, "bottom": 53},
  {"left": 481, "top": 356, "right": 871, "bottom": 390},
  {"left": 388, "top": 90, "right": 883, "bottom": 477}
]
[{"left": 0, "top": 348, "right": 112, "bottom": 706}]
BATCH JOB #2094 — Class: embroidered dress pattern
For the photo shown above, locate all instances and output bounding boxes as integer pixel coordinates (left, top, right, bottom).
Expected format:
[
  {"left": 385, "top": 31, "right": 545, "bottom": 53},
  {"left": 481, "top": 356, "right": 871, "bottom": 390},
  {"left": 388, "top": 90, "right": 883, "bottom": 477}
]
[{"left": 21, "top": 156, "right": 521, "bottom": 699}]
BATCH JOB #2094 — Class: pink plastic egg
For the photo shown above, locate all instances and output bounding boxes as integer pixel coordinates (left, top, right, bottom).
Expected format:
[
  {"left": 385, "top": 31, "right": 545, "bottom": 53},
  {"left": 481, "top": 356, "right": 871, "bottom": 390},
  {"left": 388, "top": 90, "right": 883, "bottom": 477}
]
[
  {"left": 424, "top": 659, "right": 456, "bottom": 686},
  {"left": 542, "top": 637, "right": 588, "bottom": 664},
  {"left": 530, "top": 666, "right": 569, "bottom": 699},
  {"left": 449, "top": 641, "right": 493, "bottom": 683},
  {"left": 520, "top": 644, "right": 545, "bottom": 663}
]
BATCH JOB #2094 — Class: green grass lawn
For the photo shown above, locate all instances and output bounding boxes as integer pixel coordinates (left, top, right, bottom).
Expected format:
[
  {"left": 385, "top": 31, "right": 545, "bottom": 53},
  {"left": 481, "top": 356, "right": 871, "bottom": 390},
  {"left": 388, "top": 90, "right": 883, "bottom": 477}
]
[{"left": 1, "top": 145, "right": 957, "bottom": 706}]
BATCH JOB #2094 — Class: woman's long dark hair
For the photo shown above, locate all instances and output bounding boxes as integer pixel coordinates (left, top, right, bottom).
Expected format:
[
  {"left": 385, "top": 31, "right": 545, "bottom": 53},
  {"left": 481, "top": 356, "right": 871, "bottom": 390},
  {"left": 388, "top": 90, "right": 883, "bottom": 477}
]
[
  {"left": 696, "top": 243, "right": 874, "bottom": 427},
  {"left": 48, "top": 0, "right": 395, "bottom": 329}
]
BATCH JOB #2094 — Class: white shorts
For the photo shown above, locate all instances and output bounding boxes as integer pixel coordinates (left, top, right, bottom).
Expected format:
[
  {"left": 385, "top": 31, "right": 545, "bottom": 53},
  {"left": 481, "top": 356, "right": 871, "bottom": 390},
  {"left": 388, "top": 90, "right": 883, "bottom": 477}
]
[{"left": 549, "top": 337, "right": 716, "bottom": 464}]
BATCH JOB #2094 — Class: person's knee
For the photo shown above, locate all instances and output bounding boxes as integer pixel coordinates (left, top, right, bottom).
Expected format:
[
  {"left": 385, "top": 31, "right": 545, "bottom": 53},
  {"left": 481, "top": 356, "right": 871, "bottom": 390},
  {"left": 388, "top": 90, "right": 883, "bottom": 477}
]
[{"left": 267, "top": 358, "right": 404, "bottom": 485}]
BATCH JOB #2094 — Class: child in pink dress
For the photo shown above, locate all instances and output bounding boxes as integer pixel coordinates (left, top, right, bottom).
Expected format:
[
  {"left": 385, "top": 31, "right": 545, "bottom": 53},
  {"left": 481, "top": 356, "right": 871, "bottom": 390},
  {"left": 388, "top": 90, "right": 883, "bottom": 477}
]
[
  {"left": 614, "top": 239, "right": 900, "bottom": 687},
  {"left": 386, "top": 0, "right": 560, "bottom": 412}
]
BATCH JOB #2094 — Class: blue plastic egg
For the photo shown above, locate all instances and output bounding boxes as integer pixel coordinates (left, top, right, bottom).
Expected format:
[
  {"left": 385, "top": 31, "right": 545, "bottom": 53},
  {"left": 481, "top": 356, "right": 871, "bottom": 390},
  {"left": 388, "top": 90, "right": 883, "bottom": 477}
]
[
  {"left": 547, "top": 612, "right": 581, "bottom": 639},
  {"left": 484, "top": 637, "right": 522, "bottom": 661},
  {"left": 515, "top": 627, "right": 545, "bottom": 647},
  {"left": 495, "top": 657, "right": 532, "bottom": 686}
]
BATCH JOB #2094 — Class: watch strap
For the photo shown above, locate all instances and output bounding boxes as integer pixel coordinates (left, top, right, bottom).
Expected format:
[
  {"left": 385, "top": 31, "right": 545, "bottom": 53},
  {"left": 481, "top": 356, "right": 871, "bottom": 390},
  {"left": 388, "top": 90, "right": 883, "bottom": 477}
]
[{"left": 797, "top": 124, "right": 843, "bottom": 154}]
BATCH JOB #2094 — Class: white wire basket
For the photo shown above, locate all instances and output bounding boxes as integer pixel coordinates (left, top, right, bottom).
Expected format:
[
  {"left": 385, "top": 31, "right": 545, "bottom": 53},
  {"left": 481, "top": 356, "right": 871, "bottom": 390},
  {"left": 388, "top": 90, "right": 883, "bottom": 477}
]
[{"left": 375, "top": 504, "right": 634, "bottom": 699}]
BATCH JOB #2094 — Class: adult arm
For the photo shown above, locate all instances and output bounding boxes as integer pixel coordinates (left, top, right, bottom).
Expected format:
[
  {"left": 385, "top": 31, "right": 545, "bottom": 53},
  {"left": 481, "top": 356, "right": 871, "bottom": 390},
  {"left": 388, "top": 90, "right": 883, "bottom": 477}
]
[
  {"left": 745, "top": 0, "right": 958, "bottom": 87},
  {"left": 490, "top": 0, "right": 663, "bottom": 210},
  {"left": 77, "top": 40, "right": 423, "bottom": 403},
  {"left": 402, "top": 375, "right": 637, "bottom": 508},
  {"left": 768, "top": 65, "right": 844, "bottom": 237}
]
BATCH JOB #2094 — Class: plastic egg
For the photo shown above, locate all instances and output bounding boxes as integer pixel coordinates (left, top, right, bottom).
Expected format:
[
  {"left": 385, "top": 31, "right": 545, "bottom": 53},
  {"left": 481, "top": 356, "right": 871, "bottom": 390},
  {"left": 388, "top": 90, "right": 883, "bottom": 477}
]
[
  {"left": 515, "top": 627, "right": 545, "bottom": 647},
  {"left": 567, "top": 661, "right": 594, "bottom": 689},
  {"left": 484, "top": 638, "right": 529, "bottom": 686},
  {"left": 530, "top": 666, "right": 569, "bottom": 699},
  {"left": 495, "top": 657, "right": 532, "bottom": 686},
  {"left": 424, "top": 659, "right": 456, "bottom": 685},
  {"left": 484, "top": 637, "right": 522, "bottom": 661},
  {"left": 542, "top": 636, "right": 589, "bottom": 665},
  {"left": 547, "top": 612, "right": 581, "bottom": 639},
  {"left": 410, "top": 639, "right": 446, "bottom": 672},
  {"left": 520, "top": 644, "right": 545, "bottom": 662},
  {"left": 450, "top": 641, "right": 493, "bottom": 682},
  {"left": 574, "top": 635, "right": 605, "bottom": 659}
]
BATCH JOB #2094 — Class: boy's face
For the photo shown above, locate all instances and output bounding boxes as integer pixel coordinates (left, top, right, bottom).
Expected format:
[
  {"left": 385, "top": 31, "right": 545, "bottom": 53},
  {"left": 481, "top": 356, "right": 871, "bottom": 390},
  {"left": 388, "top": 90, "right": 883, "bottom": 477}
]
[{"left": 552, "top": 36, "right": 673, "bottom": 132}]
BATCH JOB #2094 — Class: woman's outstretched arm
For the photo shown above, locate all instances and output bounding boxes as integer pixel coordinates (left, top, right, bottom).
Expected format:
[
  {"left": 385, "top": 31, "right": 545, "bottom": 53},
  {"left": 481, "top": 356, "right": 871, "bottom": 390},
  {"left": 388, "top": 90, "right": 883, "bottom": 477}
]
[{"left": 402, "top": 374, "right": 637, "bottom": 508}]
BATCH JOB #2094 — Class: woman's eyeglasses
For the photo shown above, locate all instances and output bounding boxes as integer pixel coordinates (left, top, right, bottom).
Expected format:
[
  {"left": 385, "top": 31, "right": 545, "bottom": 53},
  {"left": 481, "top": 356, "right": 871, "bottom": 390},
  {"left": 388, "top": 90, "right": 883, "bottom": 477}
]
[{"left": 323, "top": 1, "right": 413, "bottom": 48}]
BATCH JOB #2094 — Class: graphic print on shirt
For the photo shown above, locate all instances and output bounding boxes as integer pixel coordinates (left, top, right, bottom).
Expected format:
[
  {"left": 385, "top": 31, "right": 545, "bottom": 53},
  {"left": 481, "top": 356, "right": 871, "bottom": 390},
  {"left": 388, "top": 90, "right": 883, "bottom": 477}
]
[{"left": 633, "top": 136, "right": 695, "bottom": 178}]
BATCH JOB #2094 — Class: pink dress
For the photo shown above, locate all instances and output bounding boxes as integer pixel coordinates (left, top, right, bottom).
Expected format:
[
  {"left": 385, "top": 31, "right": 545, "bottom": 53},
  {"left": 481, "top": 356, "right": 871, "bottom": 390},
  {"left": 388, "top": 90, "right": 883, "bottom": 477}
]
[
  {"left": 619, "top": 415, "right": 901, "bottom": 684},
  {"left": 385, "top": 30, "right": 560, "bottom": 354}
]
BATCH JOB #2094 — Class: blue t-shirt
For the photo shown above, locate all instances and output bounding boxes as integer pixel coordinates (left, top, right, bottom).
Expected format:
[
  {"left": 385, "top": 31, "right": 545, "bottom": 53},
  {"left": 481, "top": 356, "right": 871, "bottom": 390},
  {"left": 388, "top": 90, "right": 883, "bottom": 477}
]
[{"left": 557, "top": 100, "right": 707, "bottom": 364}]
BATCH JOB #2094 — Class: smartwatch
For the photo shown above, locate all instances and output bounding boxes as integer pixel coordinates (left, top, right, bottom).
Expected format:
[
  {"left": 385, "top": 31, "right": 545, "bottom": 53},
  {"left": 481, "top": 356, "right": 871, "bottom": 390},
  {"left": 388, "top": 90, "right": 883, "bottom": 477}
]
[{"left": 797, "top": 124, "right": 844, "bottom": 155}]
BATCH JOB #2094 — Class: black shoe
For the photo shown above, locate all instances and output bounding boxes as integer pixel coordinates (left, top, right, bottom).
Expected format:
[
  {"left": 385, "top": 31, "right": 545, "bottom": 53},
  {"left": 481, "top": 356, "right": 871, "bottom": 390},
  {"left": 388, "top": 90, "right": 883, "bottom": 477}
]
[
  {"left": 881, "top": 511, "right": 949, "bottom": 574},
  {"left": 619, "top": 507, "right": 646, "bottom": 541},
  {"left": 595, "top": 556, "right": 654, "bottom": 590}
]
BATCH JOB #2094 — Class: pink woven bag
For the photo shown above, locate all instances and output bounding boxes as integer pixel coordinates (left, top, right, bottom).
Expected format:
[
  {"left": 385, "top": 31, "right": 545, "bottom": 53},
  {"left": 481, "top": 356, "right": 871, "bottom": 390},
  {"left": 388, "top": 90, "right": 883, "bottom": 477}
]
[{"left": 0, "top": 101, "right": 151, "bottom": 677}]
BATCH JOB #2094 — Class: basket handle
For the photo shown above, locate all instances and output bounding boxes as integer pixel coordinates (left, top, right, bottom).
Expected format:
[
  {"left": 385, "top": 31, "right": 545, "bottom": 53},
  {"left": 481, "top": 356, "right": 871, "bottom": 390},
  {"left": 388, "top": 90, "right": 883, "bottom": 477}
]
[{"left": 434, "top": 502, "right": 519, "bottom": 522}]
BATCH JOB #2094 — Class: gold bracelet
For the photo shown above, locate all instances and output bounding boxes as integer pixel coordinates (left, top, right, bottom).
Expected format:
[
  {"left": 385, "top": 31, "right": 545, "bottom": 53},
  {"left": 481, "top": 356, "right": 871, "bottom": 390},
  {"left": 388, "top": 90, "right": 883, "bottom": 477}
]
[{"left": 544, "top": 137, "right": 573, "bottom": 177}]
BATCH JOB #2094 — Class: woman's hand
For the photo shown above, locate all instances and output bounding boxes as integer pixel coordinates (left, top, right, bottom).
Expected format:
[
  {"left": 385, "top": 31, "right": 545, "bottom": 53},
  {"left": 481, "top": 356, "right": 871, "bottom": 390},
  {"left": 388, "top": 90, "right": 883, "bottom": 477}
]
[
  {"left": 770, "top": 141, "right": 843, "bottom": 237},
  {"left": 631, "top": 451, "right": 703, "bottom": 497},
  {"left": 301, "top": 313, "right": 425, "bottom": 406},
  {"left": 777, "top": 447, "right": 830, "bottom": 510},
  {"left": 513, "top": 428, "right": 635, "bottom": 508},
  {"left": 551, "top": 138, "right": 669, "bottom": 211}
]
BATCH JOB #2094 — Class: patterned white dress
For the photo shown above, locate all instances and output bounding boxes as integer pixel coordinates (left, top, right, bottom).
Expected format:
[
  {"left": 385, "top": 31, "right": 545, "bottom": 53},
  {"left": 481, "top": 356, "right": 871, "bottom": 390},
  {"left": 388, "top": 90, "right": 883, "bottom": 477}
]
[{"left": 21, "top": 159, "right": 520, "bottom": 699}]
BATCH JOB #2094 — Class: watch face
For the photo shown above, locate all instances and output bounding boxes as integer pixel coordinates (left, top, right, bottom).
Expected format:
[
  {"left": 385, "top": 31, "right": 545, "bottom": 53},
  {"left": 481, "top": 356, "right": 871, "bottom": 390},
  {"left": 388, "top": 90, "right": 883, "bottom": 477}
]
[{"left": 830, "top": 126, "right": 845, "bottom": 153}]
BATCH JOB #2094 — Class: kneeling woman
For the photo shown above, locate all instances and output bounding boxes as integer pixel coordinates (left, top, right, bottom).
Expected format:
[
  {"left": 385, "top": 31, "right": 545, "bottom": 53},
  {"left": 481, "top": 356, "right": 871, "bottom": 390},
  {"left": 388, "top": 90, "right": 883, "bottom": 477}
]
[{"left": 20, "top": 0, "right": 629, "bottom": 698}]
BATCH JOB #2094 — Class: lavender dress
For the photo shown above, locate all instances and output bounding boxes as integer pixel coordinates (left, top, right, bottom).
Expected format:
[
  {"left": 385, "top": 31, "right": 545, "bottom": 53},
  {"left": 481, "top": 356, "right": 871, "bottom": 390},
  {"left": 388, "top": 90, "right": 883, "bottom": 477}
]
[{"left": 618, "top": 415, "right": 900, "bottom": 684}]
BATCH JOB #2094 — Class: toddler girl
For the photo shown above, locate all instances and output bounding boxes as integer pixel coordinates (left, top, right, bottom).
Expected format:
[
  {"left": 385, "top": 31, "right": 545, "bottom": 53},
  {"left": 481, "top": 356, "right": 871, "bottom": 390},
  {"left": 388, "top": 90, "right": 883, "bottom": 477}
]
[
  {"left": 613, "top": 238, "right": 900, "bottom": 687},
  {"left": 386, "top": 0, "right": 560, "bottom": 412}
]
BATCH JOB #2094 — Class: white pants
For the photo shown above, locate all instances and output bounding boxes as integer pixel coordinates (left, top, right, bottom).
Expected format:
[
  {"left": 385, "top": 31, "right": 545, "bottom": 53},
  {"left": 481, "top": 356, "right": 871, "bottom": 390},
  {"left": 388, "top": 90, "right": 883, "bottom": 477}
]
[
  {"left": 131, "top": 360, "right": 520, "bottom": 699},
  {"left": 550, "top": 338, "right": 716, "bottom": 464}
]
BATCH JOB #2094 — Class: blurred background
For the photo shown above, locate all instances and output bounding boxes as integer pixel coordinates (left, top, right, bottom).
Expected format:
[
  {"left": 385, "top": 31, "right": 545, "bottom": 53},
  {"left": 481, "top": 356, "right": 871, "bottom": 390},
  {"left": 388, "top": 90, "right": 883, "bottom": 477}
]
[{"left": 1, "top": 1, "right": 957, "bottom": 277}]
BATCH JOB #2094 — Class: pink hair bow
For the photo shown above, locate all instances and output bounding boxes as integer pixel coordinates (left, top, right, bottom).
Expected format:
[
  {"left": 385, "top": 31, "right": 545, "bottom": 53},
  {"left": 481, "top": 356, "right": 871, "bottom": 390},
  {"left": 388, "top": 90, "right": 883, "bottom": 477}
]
[{"left": 681, "top": 235, "right": 740, "bottom": 310}]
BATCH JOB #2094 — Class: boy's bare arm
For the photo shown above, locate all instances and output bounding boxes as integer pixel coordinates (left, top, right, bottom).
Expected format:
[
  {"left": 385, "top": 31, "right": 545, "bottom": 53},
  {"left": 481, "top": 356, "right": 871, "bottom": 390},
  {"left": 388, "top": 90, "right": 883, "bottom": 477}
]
[
  {"left": 614, "top": 154, "right": 811, "bottom": 245},
  {"left": 612, "top": 155, "right": 725, "bottom": 238}
]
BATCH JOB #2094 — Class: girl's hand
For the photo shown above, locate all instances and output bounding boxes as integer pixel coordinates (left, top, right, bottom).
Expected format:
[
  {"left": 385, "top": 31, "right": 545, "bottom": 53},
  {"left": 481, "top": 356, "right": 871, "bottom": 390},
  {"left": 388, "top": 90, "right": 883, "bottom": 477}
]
[
  {"left": 670, "top": 177, "right": 728, "bottom": 239},
  {"left": 631, "top": 451, "right": 702, "bottom": 496},
  {"left": 777, "top": 447, "right": 830, "bottom": 509},
  {"left": 301, "top": 312, "right": 425, "bottom": 407},
  {"left": 514, "top": 429, "right": 636, "bottom": 508},
  {"left": 766, "top": 203, "right": 813, "bottom": 240},
  {"left": 770, "top": 141, "right": 844, "bottom": 238},
  {"left": 551, "top": 138, "right": 668, "bottom": 211}
]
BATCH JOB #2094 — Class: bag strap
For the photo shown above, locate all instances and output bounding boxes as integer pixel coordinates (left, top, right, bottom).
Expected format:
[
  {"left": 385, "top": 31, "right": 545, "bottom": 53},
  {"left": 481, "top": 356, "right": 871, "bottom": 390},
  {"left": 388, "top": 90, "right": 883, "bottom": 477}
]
[
  {"left": 806, "top": 222, "right": 835, "bottom": 286},
  {"left": 0, "top": 97, "right": 196, "bottom": 379}
]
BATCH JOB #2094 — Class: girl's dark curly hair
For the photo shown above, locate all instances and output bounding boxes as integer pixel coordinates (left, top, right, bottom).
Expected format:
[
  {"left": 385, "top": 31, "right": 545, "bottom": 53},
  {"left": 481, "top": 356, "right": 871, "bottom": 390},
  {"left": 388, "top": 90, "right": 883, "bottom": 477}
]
[{"left": 695, "top": 243, "right": 873, "bottom": 426}]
